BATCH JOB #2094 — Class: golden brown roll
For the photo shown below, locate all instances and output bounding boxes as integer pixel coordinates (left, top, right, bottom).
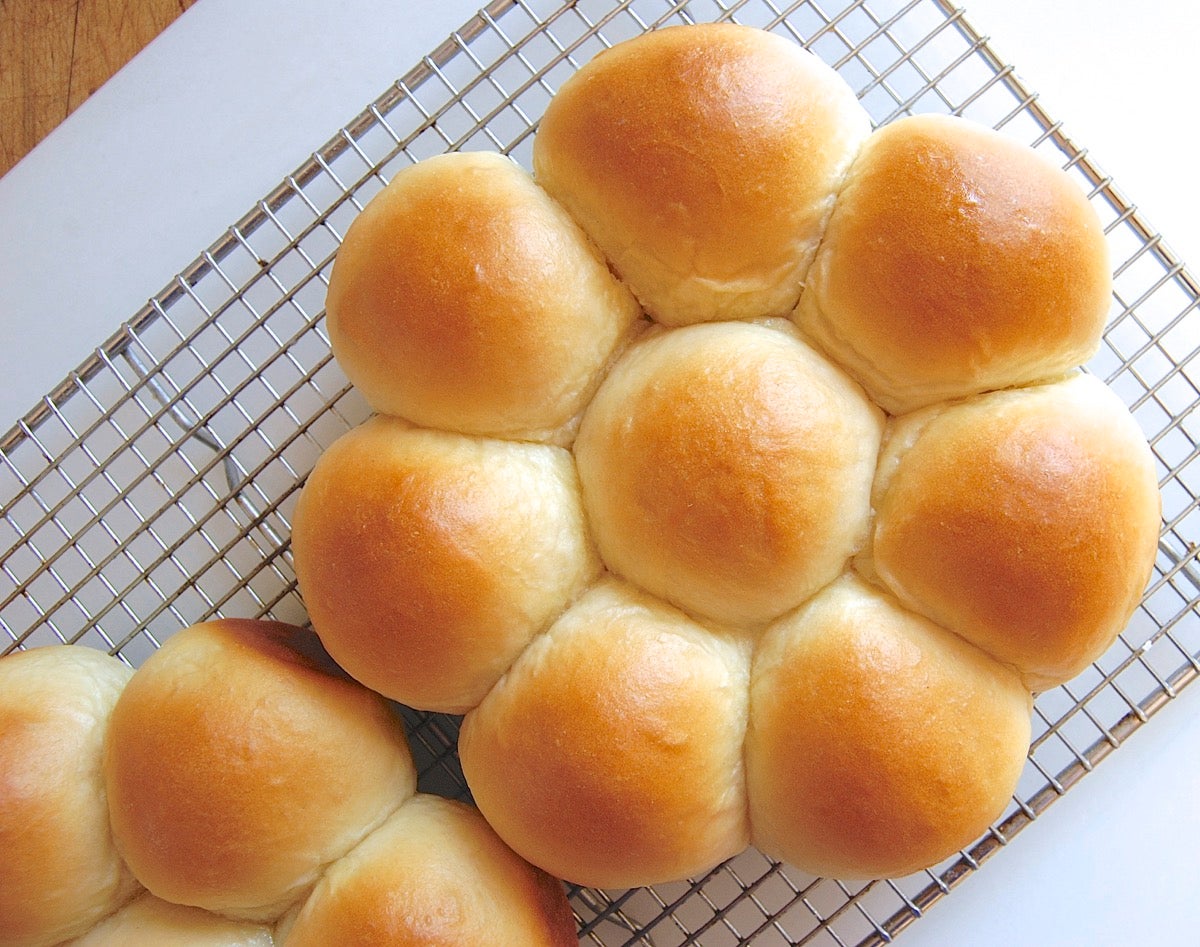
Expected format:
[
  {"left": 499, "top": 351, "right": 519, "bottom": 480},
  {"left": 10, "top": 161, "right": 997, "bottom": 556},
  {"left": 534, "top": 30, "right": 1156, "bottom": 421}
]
[
  {"left": 291, "top": 416, "right": 600, "bottom": 712},
  {"left": 794, "top": 113, "right": 1111, "bottom": 413},
  {"left": 70, "top": 894, "right": 274, "bottom": 946},
  {"left": 574, "top": 320, "right": 883, "bottom": 626},
  {"left": 0, "top": 646, "right": 140, "bottom": 947},
  {"left": 459, "top": 578, "right": 750, "bottom": 888},
  {"left": 533, "top": 22, "right": 870, "bottom": 326},
  {"left": 869, "top": 372, "right": 1161, "bottom": 690},
  {"left": 746, "top": 575, "right": 1032, "bottom": 879},
  {"left": 324, "top": 150, "right": 641, "bottom": 443},
  {"left": 103, "top": 619, "right": 416, "bottom": 921},
  {"left": 279, "top": 794, "right": 577, "bottom": 946}
]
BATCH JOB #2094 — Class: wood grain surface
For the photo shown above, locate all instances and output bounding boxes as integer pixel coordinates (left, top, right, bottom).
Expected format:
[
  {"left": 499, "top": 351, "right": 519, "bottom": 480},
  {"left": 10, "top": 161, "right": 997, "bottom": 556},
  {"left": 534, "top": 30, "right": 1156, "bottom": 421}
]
[{"left": 0, "top": 0, "right": 197, "bottom": 177}]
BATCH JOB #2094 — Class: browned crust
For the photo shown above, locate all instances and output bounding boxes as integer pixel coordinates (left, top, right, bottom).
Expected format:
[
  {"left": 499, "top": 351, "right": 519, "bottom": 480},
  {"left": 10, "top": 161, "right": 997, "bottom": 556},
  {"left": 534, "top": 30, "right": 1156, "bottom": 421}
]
[
  {"left": 534, "top": 22, "right": 870, "bottom": 324},
  {"left": 796, "top": 114, "right": 1111, "bottom": 412},
  {"left": 871, "top": 374, "right": 1162, "bottom": 689},
  {"left": 290, "top": 417, "right": 599, "bottom": 712},
  {"left": 102, "top": 619, "right": 415, "bottom": 919},
  {"left": 459, "top": 579, "right": 750, "bottom": 888},
  {"left": 747, "top": 575, "right": 1032, "bottom": 879}
]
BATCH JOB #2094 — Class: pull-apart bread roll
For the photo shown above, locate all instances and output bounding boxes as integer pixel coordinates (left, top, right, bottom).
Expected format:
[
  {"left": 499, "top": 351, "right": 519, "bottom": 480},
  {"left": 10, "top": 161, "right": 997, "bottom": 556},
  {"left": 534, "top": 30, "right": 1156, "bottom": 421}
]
[
  {"left": 747, "top": 575, "right": 1032, "bottom": 880},
  {"left": 460, "top": 578, "right": 751, "bottom": 889},
  {"left": 70, "top": 894, "right": 274, "bottom": 946},
  {"left": 291, "top": 416, "right": 600, "bottom": 712},
  {"left": 324, "top": 150, "right": 640, "bottom": 443},
  {"left": 575, "top": 320, "right": 883, "bottom": 626},
  {"left": 533, "top": 22, "right": 871, "bottom": 326},
  {"left": 869, "top": 373, "right": 1161, "bottom": 690},
  {"left": 103, "top": 619, "right": 416, "bottom": 921},
  {"left": 795, "top": 113, "right": 1111, "bottom": 413},
  {"left": 305, "top": 21, "right": 1159, "bottom": 888},
  {"left": 0, "top": 647, "right": 139, "bottom": 947},
  {"left": 279, "top": 794, "right": 576, "bottom": 946}
]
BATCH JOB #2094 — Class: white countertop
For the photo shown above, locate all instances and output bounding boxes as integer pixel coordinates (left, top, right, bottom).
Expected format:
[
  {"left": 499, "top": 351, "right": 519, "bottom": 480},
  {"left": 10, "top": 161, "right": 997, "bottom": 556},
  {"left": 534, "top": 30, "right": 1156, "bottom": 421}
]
[{"left": 1, "top": 1, "right": 1197, "bottom": 942}]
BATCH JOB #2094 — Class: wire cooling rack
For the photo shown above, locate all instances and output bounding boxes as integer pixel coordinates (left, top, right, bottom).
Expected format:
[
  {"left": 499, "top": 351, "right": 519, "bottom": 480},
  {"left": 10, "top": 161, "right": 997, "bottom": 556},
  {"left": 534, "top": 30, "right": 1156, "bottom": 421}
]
[{"left": 2, "top": 0, "right": 1198, "bottom": 943}]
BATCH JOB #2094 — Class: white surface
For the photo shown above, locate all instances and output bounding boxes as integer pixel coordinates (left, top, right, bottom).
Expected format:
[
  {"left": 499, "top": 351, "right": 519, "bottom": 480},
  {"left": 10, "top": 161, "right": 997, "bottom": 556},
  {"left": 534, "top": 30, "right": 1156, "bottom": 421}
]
[{"left": 1, "top": 0, "right": 1197, "bottom": 942}]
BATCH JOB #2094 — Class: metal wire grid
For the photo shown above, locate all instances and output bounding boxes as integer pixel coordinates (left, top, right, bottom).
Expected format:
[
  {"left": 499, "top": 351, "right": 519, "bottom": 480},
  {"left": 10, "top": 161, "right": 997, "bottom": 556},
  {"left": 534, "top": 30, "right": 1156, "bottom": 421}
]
[{"left": 1, "top": 0, "right": 1197, "bottom": 943}]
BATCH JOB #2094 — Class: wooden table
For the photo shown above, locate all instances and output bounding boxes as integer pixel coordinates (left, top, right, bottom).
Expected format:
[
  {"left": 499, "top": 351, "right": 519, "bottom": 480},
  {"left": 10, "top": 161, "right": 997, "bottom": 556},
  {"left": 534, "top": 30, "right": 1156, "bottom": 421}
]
[{"left": 1, "top": 0, "right": 196, "bottom": 177}]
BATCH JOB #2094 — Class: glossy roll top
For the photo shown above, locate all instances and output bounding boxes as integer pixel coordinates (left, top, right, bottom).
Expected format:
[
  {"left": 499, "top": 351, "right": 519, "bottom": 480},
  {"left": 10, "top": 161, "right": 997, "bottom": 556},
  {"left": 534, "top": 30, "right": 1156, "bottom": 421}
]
[
  {"left": 795, "top": 113, "right": 1111, "bottom": 414},
  {"left": 102, "top": 620, "right": 417, "bottom": 921},
  {"left": 534, "top": 22, "right": 871, "bottom": 326}
]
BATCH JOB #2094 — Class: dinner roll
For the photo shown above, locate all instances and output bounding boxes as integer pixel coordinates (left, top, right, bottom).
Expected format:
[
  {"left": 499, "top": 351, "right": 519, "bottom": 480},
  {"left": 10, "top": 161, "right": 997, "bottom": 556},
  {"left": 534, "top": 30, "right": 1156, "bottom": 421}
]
[
  {"left": 324, "top": 150, "right": 641, "bottom": 443},
  {"left": 280, "top": 794, "right": 577, "bottom": 946},
  {"left": 869, "top": 372, "right": 1161, "bottom": 690},
  {"left": 795, "top": 113, "right": 1111, "bottom": 413},
  {"left": 0, "top": 647, "right": 140, "bottom": 947},
  {"left": 746, "top": 575, "right": 1032, "bottom": 879},
  {"left": 291, "top": 416, "right": 599, "bottom": 712},
  {"left": 103, "top": 619, "right": 416, "bottom": 921},
  {"left": 70, "top": 893, "right": 274, "bottom": 946},
  {"left": 459, "top": 578, "right": 750, "bottom": 888},
  {"left": 574, "top": 320, "right": 883, "bottom": 626},
  {"left": 533, "top": 22, "right": 870, "bottom": 326}
]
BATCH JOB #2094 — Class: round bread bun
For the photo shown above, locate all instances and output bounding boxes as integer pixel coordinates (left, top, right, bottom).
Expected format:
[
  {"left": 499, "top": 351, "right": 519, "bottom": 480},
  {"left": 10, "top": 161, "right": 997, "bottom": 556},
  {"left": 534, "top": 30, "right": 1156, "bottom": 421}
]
[
  {"left": 746, "top": 574, "right": 1032, "bottom": 879},
  {"left": 459, "top": 577, "right": 750, "bottom": 889},
  {"left": 103, "top": 619, "right": 416, "bottom": 921},
  {"left": 70, "top": 893, "right": 274, "bottom": 947},
  {"left": 291, "top": 416, "right": 600, "bottom": 712},
  {"left": 869, "top": 372, "right": 1161, "bottom": 690},
  {"left": 794, "top": 113, "right": 1112, "bottom": 414},
  {"left": 532, "top": 22, "right": 871, "bottom": 326},
  {"left": 279, "top": 794, "right": 577, "bottom": 946},
  {"left": 324, "top": 150, "right": 641, "bottom": 443},
  {"left": 574, "top": 320, "right": 883, "bottom": 626},
  {"left": 0, "top": 646, "right": 140, "bottom": 947}
]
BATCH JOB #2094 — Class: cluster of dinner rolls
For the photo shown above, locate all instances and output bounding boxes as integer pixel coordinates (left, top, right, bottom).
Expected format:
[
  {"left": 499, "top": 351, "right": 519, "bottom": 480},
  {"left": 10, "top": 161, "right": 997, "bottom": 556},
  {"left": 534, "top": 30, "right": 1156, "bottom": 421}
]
[
  {"left": 0, "top": 625, "right": 577, "bottom": 946},
  {"left": 6, "top": 21, "right": 1162, "bottom": 939},
  {"left": 298, "top": 20, "right": 1162, "bottom": 887}
]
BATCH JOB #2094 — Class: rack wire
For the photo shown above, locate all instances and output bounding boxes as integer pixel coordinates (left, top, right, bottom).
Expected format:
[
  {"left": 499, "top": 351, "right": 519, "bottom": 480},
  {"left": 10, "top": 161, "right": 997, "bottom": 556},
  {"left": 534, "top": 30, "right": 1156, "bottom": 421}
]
[{"left": 2, "top": 0, "right": 1198, "bottom": 944}]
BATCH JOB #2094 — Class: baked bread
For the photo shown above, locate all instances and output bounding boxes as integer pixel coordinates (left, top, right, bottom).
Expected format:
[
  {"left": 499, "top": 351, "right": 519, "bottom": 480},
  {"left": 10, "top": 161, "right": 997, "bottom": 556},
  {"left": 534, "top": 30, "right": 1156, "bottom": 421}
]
[
  {"left": 102, "top": 619, "right": 416, "bottom": 920},
  {"left": 324, "top": 150, "right": 641, "bottom": 443},
  {"left": 70, "top": 893, "right": 274, "bottom": 946},
  {"left": 574, "top": 319, "right": 883, "bottom": 626},
  {"left": 746, "top": 574, "right": 1032, "bottom": 879},
  {"left": 867, "top": 372, "right": 1162, "bottom": 690},
  {"left": 460, "top": 578, "right": 750, "bottom": 888},
  {"left": 278, "top": 794, "right": 577, "bottom": 946},
  {"left": 533, "top": 22, "right": 871, "bottom": 326},
  {"left": 794, "top": 113, "right": 1112, "bottom": 414},
  {"left": 290, "top": 415, "right": 599, "bottom": 712},
  {"left": 0, "top": 646, "right": 140, "bottom": 947},
  {"left": 298, "top": 21, "right": 1159, "bottom": 886}
]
